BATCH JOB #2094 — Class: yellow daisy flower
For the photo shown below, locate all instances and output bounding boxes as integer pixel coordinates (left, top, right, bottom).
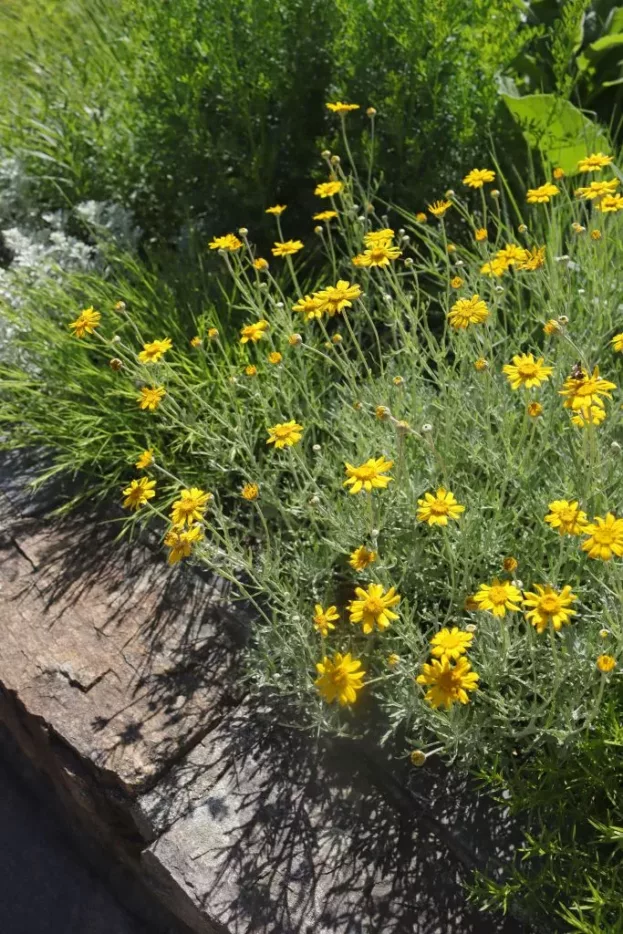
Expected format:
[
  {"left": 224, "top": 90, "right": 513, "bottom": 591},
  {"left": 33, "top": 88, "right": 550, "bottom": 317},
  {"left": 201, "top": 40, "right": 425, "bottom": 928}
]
[
  {"left": 574, "top": 178, "right": 619, "bottom": 201},
  {"left": 314, "top": 653, "right": 365, "bottom": 706},
  {"left": 313, "top": 210, "right": 338, "bottom": 221},
  {"left": 266, "top": 420, "right": 304, "bottom": 449},
  {"left": 209, "top": 233, "right": 242, "bottom": 251},
  {"left": 428, "top": 199, "right": 452, "bottom": 217},
  {"left": 268, "top": 351, "right": 282, "bottom": 365},
  {"left": 265, "top": 204, "right": 287, "bottom": 215},
  {"left": 417, "top": 488, "right": 465, "bottom": 526},
  {"left": 122, "top": 477, "right": 156, "bottom": 511},
  {"left": 503, "top": 353, "right": 553, "bottom": 390},
  {"left": 253, "top": 257, "right": 269, "bottom": 271},
  {"left": 363, "top": 228, "right": 395, "bottom": 246},
  {"left": 69, "top": 306, "right": 101, "bottom": 338},
  {"left": 240, "top": 319, "right": 269, "bottom": 343},
  {"left": 526, "top": 183, "right": 559, "bottom": 204},
  {"left": 571, "top": 405, "right": 607, "bottom": 428},
  {"left": 343, "top": 456, "right": 393, "bottom": 494},
  {"left": 416, "top": 656, "right": 479, "bottom": 709},
  {"left": 138, "top": 338, "right": 172, "bottom": 364},
  {"left": 138, "top": 386, "right": 166, "bottom": 411},
  {"left": 559, "top": 366, "right": 616, "bottom": 416},
  {"left": 447, "top": 294, "right": 489, "bottom": 329},
  {"left": 595, "top": 193, "right": 623, "bottom": 213},
  {"left": 463, "top": 168, "right": 495, "bottom": 188},
  {"left": 349, "top": 582, "right": 400, "bottom": 634},
  {"left": 351, "top": 241, "right": 402, "bottom": 267},
  {"left": 313, "top": 604, "right": 339, "bottom": 637},
  {"left": 430, "top": 627, "right": 474, "bottom": 661},
  {"left": 348, "top": 545, "right": 377, "bottom": 571},
  {"left": 315, "top": 180, "right": 343, "bottom": 198},
  {"left": 272, "top": 240, "right": 304, "bottom": 257},
  {"left": 596, "top": 654, "right": 617, "bottom": 673},
  {"left": 135, "top": 449, "right": 154, "bottom": 470},
  {"left": 170, "top": 487, "right": 212, "bottom": 527},
  {"left": 241, "top": 483, "right": 259, "bottom": 501},
  {"left": 577, "top": 152, "right": 613, "bottom": 172},
  {"left": 527, "top": 401, "right": 543, "bottom": 417},
  {"left": 164, "top": 524, "right": 203, "bottom": 565},
  {"left": 611, "top": 333, "right": 623, "bottom": 353},
  {"left": 545, "top": 500, "right": 588, "bottom": 537},
  {"left": 523, "top": 584, "right": 577, "bottom": 634},
  {"left": 326, "top": 101, "right": 360, "bottom": 113},
  {"left": 314, "top": 280, "right": 362, "bottom": 316},
  {"left": 473, "top": 579, "right": 522, "bottom": 617},
  {"left": 582, "top": 513, "right": 623, "bottom": 561}
]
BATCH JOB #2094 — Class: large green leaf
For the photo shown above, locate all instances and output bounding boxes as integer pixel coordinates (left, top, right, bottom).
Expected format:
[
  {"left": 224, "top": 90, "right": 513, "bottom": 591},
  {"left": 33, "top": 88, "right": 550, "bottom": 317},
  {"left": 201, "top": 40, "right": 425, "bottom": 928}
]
[{"left": 501, "top": 93, "right": 611, "bottom": 174}]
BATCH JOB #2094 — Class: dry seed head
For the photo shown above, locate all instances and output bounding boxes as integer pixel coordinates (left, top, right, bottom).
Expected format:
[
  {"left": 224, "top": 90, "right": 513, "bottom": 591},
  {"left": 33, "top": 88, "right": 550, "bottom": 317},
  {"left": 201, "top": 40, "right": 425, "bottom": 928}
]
[{"left": 108, "top": 357, "right": 123, "bottom": 371}]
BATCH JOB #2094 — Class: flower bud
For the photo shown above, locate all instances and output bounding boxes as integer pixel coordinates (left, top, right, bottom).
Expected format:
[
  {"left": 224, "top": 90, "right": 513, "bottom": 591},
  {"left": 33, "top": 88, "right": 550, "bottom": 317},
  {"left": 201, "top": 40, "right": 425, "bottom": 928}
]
[
  {"left": 108, "top": 357, "right": 123, "bottom": 371},
  {"left": 321, "top": 149, "right": 331, "bottom": 159},
  {"left": 421, "top": 423, "right": 433, "bottom": 433},
  {"left": 238, "top": 227, "right": 249, "bottom": 236},
  {"left": 410, "top": 750, "right": 427, "bottom": 767},
  {"left": 366, "top": 107, "right": 377, "bottom": 117}
]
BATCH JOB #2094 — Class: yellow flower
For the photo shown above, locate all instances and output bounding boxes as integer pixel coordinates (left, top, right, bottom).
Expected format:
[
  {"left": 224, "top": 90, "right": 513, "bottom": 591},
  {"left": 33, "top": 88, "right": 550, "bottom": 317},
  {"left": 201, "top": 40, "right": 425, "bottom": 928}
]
[
  {"left": 349, "top": 582, "right": 400, "bottom": 634},
  {"left": 526, "top": 183, "right": 559, "bottom": 204},
  {"left": 352, "top": 241, "right": 401, "bottom": 267},
  {"left": 447, "top": 294, "right": 489, "bottom": 329},
  {"left": 69, "top": 306, "right": 101, "bottom": 338},
  {"left": 582, "top": 513, "right": 623, "bottom": 561},
  {"left": 596, "top": 654, "right": 617, "bottom": 673},
  {"left": 611, "top": 333, "right": 623, "bottom": 353},
  {"left": 190, "top": 335, "right": 202, "bottom": 347},
  {"left": 574, "top": 178, "right": 619, "bottom": 201},
  {"left": 527, "top": 401, "right": 543, "bottom": 417},
  {"left": 265, "top": 204, "right": 286, "bottom": 215},
  {"left": 208, "top": 327, "right": 219, "bottom": 340},
  {"left": 375, "top": 405, "right": 390, "bottom": 420},
  {"left": 430, "top": 627, "right": 474, "bottom": 661},
  {"left": 313, "top": 210, "right": 337, "bottom": 221},
  {"left": 577, "top": 152, "right": 613, "bottom": 172},
  {"left": 364, "top": 228, "right": 395, "bottom": 246},
  {"left": 474, "top": 227, "right": 488, "bottom": 242},
  {"left": 497, "top": 244, "right": 529, "bottom": 266},
  {"left": 416, "top": 656, "right": 479, "bottom": 709},
  {"left": 240, "top": 319, "right": 269, "bottom": 343},
  {"left": 450, "top": 276, "right": 464, "bottom": 289},
  {"left": 503, "top": 353, "right": 553, "bottom": 390},
  {"left": 313, "top": 604, "right": 339, "bottom": 637},
  {"left": 388, "top": 653, "right": 400, "bottom": 667},
  {"left": 268, "top": 351, "right": 282, "bottom": 365},
  {"left": 523, "top": 584, "right": 577, "bottom": 634},
  {"left": 288, "top": 333, "right": 302, "bottom": 346},
  {"left": 138, "top": 338, "right": 172, "bottom": 364},
  {"left": 272, "top": 240, "right": 304, "bottom": 257},
  {"left": 480, "top": 257, "right": 508, "bottom": 278},
  {"left": 571, "top": 405, "right": 607, "bottom": 428},
  {"left": 253, "top": 257, "right": 269, "bottom": 271},
  {"left": 135, "top": 449, "right": 154, "bottom": 470},
  {"left": 503, "top": 556, "right": 518, "bottom": 573},
  {"left": 463, "top": 168, "right": 495, "bottom": 188},
  {"left": 545, "top": 500, "right": 588, "bottom": 537},
  {"left": 314, "top": 280, "right": 362, "bottom": 316},
  {"left": 415, "top": 212, "right": 427, "bottom": 223},
  {"left": 473, "top": 579, "right": 522, "bottom": 617},
  {"left": 343, "top": 456, "right": 393, "bottom": 494},
  {"left": 474, "top": 357, "right": 488, "bottom": 371},
  {"left": 543, "top": 318, "right": 561, "bottom": 336},
  {"left": 122, "top": 477, "right": 156, "bottom": 511},
  {"left": 164, "top": 525, "right": 203, "bottom": 565},
  {"left": 572, "top": 222, "right": 586, "bottom": 234},
  {"left": 292, "top": 294, "right": 324, "bottom": 322},
  {"left": 209, "top": 233, "right": 242, "bottom": 251},
  {"left": 171, "top": 487, "right": 212, "bottom": 527},
  {"left": 559, "top": 366, "right": 616, "bottom": 416},
  {"left": 266, "top": 420, "right": 303, "bottom": 449},
  {"left": 518, "top": 246, "right": 546, "bottom": 271},
  {"left": 428, "top": 199, "right": 452, "bottom": 217},
  {"left": 245, "top": 364, "right": 258, "bottom": 377},
  {"left": 596, "top": 194, "right": 623, "bottom": 212},
  {"left": 553, "top": 167, "right": 565, "bottom": 180},
  {"left": 138, "top": 386, "right": 166, "bottom": 411},
  {"left": 590, "top": 230, "right": 602, "bottom": 241},
  {"left": 315, "top": 180, "right": 343, "bottom": 198},
  {"left": 417, "top": 488, "right": 465, "bottom": 526},
  {"left": 314, "top": 653, "right": 365, "bottom": 706},
  {"left": 410, "top": 749, "right": 427, "bottom": 766},
  {"left": 332, "top": 333, "right": 342, "bottom": 344},
  {"left": 241, "top": 482, "right": 259, "bottom": 501},
  {"left": 349, "top": 545, "right": 377, "bottom": 571},
  {"left": 326, "top": 101, "right": 360, "bottom": 113}
]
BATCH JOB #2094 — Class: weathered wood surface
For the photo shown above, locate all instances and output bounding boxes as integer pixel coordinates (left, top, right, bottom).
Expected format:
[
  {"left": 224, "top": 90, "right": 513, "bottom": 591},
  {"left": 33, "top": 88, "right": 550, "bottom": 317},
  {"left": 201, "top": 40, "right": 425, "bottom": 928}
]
[{"left": 0, "top": 452, "right": 527, "bottom": 934}]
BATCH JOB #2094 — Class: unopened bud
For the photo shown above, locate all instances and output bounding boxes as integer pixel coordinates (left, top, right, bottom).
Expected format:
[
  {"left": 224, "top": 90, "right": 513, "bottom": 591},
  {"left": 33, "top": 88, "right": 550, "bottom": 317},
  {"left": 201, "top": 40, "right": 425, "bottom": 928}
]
[
  {"left": 108, "top": 358, "right": 123, "bottom": 371},
  {"left": 238, "top": 227, "right": 248, "bottom": 236},
  {"left": 366, "top": 107, "right": 377, "bottom": 117}
]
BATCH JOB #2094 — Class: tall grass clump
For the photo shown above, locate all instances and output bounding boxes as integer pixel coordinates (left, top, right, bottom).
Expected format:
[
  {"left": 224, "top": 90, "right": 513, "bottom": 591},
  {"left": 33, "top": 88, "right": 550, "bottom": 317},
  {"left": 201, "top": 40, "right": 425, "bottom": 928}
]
[{"left": 0, "top": 0, "right": 529, "bottom": 240}]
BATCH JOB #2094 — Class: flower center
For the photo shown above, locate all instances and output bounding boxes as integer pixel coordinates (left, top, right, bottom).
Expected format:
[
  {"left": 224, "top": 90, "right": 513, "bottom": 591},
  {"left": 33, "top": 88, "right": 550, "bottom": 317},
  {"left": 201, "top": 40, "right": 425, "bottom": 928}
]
[
  {"left": 539, "top": 595, "right": 560, "bottom": 615},
  {"left": 275, "top": 426, "right": 293, "bottom": 438},
  {"left": 355, "top": 466, "right": 376, "bottom": 480},
  {"left": 559, "top": 508, "right": 576, "bottom": 524},
  {"left": 593, "top": 527, "right": 615, "bottom": 545},
  {"left": 575, "top": 380, "right": 596, "bottom": 397},
  {"left": 517, "top": 363, "right": 538, "bottom": 378},
  {"left": 364, "top": 597, "right": 384, "bottom": 616},
  {"left": 489, "top": 585, "right": 509, "bottom": 605},
  {"left": 437, "top": 670, "right": 458, "bottom": 694},
  {"left": 429, "top": 500, "right": 449, "bottom": 515}
]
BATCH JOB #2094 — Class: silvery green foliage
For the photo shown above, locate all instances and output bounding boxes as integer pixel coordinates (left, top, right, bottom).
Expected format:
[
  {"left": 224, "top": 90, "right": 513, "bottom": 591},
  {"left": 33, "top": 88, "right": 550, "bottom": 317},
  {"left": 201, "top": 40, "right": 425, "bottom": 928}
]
[{"left": 0, "top": 156, "right": 140, "bottom": 363}]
